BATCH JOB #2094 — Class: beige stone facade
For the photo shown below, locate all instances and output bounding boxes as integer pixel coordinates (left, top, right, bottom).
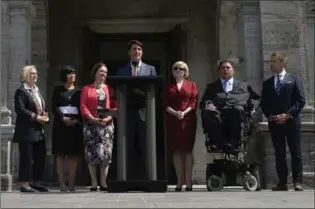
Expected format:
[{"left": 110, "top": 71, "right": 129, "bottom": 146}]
[{"left": 1, "top": 0, "right": 314, "bottom": 190}]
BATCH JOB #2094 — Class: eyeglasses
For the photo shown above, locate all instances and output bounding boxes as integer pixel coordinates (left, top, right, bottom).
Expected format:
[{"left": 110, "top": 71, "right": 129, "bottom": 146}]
[{"left": 173, "top": 67, "right": 185, "bottom": 72}]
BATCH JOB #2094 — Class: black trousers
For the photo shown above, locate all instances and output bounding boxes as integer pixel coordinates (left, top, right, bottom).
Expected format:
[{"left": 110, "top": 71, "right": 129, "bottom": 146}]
[
  {"left": 201, "top": 106, "right": 244, "bottom": 149},
  {"left": 126, "top": 107, "right": 146, "bottom": 180},
  {"left": 269, "top": 120, "right": 303, "bottom": 184},
  {"left": 18, "top": 140, "right": 46, "bottom": 182}
]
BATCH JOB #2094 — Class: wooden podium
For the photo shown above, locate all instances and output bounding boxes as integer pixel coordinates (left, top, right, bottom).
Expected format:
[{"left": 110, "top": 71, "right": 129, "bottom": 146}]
[{"left": 106, "top": 76, "right": 167, "bottom": 193}]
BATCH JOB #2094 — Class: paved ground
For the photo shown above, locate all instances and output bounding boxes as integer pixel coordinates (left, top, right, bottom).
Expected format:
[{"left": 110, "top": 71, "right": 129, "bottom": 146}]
[{"left": 1, "top": 186, "right": 314, "bottom": 208}]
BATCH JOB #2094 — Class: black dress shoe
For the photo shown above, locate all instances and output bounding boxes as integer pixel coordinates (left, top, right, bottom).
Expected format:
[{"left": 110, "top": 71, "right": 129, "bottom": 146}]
[
  {"left": 271, "top": 184, "right": 288, "bottom": 191},
  {"left": 90, "top": 187, "right": 97, "bottom": 191},
  {"left": 100, "top": 186, "right": 108, "bottom": 191},
  {"left": 294, "top": 183, "right": 303, "bottom": 191},
  {"left": 30, "top": 184, "right": 49, "bottom": 192},
  {"left": 68, "top": 186, "right": 76, "bottom": 192},
  {"left": 20, "top": 186, "right": 37, "bottom": 193}
]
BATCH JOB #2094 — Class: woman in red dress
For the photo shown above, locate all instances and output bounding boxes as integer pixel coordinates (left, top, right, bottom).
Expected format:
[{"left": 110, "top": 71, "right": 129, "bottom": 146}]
[{"left": 164, "top": 61, "right": 198, "bottom": 191}]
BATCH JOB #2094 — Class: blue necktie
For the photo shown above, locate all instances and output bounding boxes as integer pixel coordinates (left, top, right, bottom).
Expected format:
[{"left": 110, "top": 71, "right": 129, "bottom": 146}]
[
  {"left": 223, "top": 80, "right": 228, "bottom": 92},
  {"left": 275, "top": 75, "right": 282, "bottom": 95}
]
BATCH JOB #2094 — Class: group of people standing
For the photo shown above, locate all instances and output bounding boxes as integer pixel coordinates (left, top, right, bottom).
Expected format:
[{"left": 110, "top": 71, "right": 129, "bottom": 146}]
[
  {"left": 13, "top": 38, "right": 305, "bottom": 193},
  {"left": 14, "top": 61, "right": 116, "bottom": 193}
]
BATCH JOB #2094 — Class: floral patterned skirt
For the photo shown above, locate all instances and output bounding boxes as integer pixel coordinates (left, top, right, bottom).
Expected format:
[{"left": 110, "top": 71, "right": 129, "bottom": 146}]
[{"left": 83, "top": 120, "right": 114, "bottom": 165}]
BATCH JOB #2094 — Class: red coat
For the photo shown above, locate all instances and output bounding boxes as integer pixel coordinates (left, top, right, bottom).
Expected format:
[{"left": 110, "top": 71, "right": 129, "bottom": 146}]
[
  {"left": 164, "top": 80, "right": 198, "bottom": 152},
  {"left": 80, "top": 84, "right": 111, "bottom": 118}
]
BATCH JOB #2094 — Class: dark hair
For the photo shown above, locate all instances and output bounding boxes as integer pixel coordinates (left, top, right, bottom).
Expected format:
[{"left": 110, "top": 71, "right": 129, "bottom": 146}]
[
  {"left": 218, "top": 60, "right": 235, "bottom": 70},
  {"left": 91, "top": 62, "right": 107, "bottom": 81},
  {"left": 128, "top": 40, "right": 143, "bottom": 50},
  {"left": 60, "top": 66, "right": 76, "bottom": 83}
]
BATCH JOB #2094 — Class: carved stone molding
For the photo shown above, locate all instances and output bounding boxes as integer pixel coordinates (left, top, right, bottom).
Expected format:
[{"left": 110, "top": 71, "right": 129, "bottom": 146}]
[
  {"left": 235, "top": 0, "right": 260, "bottom": 15},
  {"left": 86, "top": 18, "right": 189, "bottom": 33},
  {"left": 305, "top": 0, "right": 315, "bottom": 18},
  {"left": 9, "top": 1, "right": 36, "bottom": 23},
  {"left": 262, "top": 21, "right": 300, "bottom": 47}
]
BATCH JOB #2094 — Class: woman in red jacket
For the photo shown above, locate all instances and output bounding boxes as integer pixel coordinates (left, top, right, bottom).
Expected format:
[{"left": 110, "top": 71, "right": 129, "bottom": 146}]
[
  {"left": 164, "top": 61, "right": 198, "bottom": 191},
  {"left": 80, "top": 63, "right": 114, "bottom": 192}
]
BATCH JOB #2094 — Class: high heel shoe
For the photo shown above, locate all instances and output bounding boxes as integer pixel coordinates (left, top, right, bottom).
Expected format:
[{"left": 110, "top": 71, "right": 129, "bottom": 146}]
[
  {"left": 175, "top": 186, "right": 182, "bottom": 192},
  {"left": 90, "top": 187, "right": 97, "bottom": 191},
  {"left": 68, "top": 185, "right": 76, "bottom": 192},
  {"left": 100, "top": 186, "right": 108, "bottom": 191},
  {"left": 60, "top": 184, "right": 68, "bottom": 192}
]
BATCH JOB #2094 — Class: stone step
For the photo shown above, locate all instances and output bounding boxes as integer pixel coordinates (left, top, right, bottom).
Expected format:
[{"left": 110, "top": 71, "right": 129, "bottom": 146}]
[{"left": 303, "top": 172, "right": 315, "bottom": 188}]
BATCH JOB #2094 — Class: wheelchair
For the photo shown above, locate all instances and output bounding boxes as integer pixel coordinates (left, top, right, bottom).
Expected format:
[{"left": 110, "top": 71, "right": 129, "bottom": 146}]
[{"left": 202, "top": 104, "right": 261, "bottom": 192}]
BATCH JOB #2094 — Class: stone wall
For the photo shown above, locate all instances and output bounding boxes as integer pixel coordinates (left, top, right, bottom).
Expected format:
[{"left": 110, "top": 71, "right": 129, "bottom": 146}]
[
  {"left": 305, "top": 1, "right": 315, "bottom": 105},
  {"left": 31, "top": 0, "right": 48, "bottom": 100},
  {"left": 260, "top": 1, "right": 312, "bottom": 102}
]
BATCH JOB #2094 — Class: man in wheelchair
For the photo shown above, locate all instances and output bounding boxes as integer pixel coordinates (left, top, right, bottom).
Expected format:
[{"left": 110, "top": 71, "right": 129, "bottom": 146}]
[{"left": 199, "top": 60, "right": 260, "bottom": 152}]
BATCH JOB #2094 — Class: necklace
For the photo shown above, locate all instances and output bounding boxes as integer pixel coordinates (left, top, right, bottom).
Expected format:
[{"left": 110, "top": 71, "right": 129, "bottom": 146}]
[{"left": 94, "top": 83, "right": 105, "bottom": 89}]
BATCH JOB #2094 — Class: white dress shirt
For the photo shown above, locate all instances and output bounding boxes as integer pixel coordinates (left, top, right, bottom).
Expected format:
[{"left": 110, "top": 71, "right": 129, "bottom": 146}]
[
  {"left": 274, "top": 69, "right": 286, "bottom": 89},
  {"left": 220, "top": 77, "right": 234, "bottom": 92},
  {"left": 130, "top": 60, "right": 142, "bottom": 76}
]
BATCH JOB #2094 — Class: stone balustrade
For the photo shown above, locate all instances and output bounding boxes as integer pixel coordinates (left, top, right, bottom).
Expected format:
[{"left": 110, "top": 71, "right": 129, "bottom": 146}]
[{"left": 1, "top": 125, "right": 14, "bottom": 191}]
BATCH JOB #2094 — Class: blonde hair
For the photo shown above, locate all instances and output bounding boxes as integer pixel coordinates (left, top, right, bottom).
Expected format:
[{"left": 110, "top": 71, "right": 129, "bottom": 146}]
[
  {"left": 20, "top": 65, "right": 37, "bottom": 83},
  {"left": 172, "top": 61, "right": 189, "bottom": 78},
  {"left": 270, "top": 52, "right": 288, "bottom": 67}
]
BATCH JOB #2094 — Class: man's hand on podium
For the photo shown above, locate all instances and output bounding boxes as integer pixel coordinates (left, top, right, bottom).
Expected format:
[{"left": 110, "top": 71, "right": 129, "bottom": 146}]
[{"left": 132, "top": 88, "right": 145, "bottom": 96}]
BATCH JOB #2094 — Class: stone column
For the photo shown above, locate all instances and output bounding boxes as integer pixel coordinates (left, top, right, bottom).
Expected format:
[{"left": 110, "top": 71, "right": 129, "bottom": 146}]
[
  {"left": 7, "top": 1, "right": 35, "bottom": 119},
  {"left": 1, "top": 0, "right": 12, "bottom": 125},
  {"left": 236, "top": 0, "right": 264, "bottom": 93},
  {"left": 305, "top": 1, "right": 315, "bottom": 106},
  {"left": 1, "top": 0, "right": 14, "bottom": 192}
]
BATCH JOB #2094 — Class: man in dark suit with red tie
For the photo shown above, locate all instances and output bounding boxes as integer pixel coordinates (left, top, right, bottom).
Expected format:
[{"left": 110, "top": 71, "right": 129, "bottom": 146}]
[
  {"left": 117, "top": 40, "right": 156, "bottom": 180},
  {"left": 261, "top": 52, "right": 305, "bottom": 191}
]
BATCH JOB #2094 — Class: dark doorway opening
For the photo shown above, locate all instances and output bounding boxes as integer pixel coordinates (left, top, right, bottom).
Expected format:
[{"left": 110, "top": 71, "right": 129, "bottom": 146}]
[{"left": 81, "top": 27, "right": 186, "bottom": 185}]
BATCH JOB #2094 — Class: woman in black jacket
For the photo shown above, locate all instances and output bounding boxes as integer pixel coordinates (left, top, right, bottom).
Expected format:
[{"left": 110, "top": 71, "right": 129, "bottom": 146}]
[
  {"left": 51, "top": 66, "right": 82, "bottom": 192},
  {"left": 13, "top": 65, "right": 49, "bottom": 192}
]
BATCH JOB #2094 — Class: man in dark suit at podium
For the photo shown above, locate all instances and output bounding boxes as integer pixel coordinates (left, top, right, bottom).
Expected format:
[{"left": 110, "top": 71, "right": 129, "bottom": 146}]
[
  {"left": 117, "top": 40, "right": 156, "bottom": 179},
  {"left": 261, "top": 52, "right": 305, "bottom": 191}
]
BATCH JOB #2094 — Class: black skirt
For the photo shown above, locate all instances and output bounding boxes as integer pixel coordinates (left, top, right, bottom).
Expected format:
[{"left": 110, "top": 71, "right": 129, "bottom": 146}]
[{"left": 52, "top": 115, "right": 83, "bottom": 156}]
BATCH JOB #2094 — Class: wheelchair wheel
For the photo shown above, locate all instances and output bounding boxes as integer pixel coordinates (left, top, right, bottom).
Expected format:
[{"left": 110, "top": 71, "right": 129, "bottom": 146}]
[
  {"left": 206, "top": 175, "right": 223, "bottom": 191},
  {"left": 251, "top": 167, "right": 261, "bottom": 191},
  {"left": 242, "top": 174, "right": 258, "bottom": 191}
]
